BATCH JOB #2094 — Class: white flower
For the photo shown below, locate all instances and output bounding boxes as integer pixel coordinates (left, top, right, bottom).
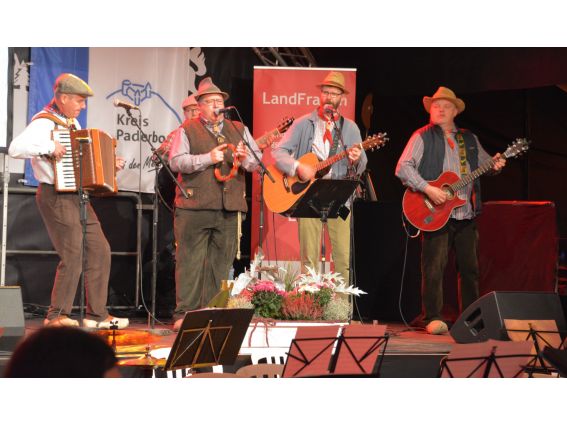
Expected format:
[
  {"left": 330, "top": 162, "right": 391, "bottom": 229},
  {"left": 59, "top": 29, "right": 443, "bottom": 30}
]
[
  {"left": 333, "top": 283, "right": 367, "bottom": 296},
  {"left": 248, "top": 251, "right": 264, "bottom": 276},
  {"left": 231, "top": 272, "right": 253, "bottom": 296},
  {"left": 232, "top": 259, "right": 367, "bottom": 298},
  {"left": 297, "top": 285, "right": 320, "bottom": 293},
  {"left": 292, "top": 266, "right": 366, "bottom": 296}
]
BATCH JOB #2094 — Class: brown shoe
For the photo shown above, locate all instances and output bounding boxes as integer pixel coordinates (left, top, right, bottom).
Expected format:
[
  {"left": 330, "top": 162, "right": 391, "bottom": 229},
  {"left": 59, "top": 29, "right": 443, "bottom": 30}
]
[
  {"left": 426, "top": 320, "right": 448, "bottom": 335},
  {"left": 173, "top": 318, "right": 183, "bottom": 331},
  {"left": 43, "top": 316, "right": 79, "bottom": 327},
  {"left": 83, "top": 316, "right": 129, "bottom": 329}
]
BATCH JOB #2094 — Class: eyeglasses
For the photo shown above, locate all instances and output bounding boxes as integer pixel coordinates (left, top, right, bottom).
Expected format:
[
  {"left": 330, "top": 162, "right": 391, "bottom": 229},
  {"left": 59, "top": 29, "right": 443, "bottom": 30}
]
[
  {"left": 321, "top": 90, "right": 343, "bottom": 99},
  {"left": 201, "top": 98, "right": 224, "bottom": 106}
]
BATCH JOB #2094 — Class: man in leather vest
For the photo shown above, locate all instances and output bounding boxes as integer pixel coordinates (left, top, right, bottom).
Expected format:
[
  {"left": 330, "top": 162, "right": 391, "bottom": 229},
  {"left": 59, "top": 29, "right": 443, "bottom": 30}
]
[
  {"left": 168, "top": 77, "right": 261, "bottom": 330},
  {"left": 396, "top": 87, "right": 506, "bottom": 335}
]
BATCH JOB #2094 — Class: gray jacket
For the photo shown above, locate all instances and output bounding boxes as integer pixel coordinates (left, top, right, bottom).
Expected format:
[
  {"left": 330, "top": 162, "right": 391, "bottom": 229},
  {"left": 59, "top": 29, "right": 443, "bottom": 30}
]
[{"left": 272, "top": 110, "right": 367, "bottom": 178}]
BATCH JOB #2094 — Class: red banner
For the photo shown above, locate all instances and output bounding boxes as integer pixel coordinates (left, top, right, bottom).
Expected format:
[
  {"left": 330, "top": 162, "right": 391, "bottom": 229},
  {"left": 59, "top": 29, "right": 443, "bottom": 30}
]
[{"left": 251, "top": 67, "right": 357, "bottom": 263}]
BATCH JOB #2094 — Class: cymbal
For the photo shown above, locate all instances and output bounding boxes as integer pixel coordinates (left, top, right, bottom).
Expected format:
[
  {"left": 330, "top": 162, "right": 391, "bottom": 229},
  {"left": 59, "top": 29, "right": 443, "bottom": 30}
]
[
  {"left": 118, "top": 355, "right": 166, "bottom": 368},
  {"left": 115, "top": 344, "right": 167, "bottom": 356},
  {"left": 94, "top": 329, "right": 171, "bottom": 346}
]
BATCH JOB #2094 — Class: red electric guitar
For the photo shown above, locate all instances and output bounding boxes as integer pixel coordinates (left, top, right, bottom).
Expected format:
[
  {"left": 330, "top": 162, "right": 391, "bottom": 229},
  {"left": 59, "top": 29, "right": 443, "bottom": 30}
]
[{"left": 402, "top": 138, "right": 530, "bottom": 232}]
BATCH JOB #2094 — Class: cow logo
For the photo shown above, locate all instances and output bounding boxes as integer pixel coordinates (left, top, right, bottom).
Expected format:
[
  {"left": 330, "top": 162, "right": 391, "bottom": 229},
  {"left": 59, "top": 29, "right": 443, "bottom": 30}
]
[{"left": 106, "top": 79, "right": 182, "bottom": 123}]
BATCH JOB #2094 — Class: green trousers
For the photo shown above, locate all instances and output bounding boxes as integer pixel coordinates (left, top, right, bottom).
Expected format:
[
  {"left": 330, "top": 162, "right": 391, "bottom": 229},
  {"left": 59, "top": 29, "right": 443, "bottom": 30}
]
[
  {"left": 297, "top": 215, "right": 351, "bottom": 283},
  {"left": 174, "top": 209, "right": 238, "bottom": 319}
]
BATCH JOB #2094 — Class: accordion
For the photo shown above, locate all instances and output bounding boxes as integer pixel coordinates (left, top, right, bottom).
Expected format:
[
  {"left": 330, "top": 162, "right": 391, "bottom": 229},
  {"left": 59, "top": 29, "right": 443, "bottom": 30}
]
[{"left": 52, "top": 128, "right": 117, "bottom": 195}]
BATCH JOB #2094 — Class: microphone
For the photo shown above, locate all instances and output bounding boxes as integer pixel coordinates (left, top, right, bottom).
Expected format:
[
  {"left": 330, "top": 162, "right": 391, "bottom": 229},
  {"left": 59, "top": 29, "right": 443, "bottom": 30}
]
[
  {"left": 113, "top": 99, "right": 140, "bottom": 111},
  {"left": 213, "top": 106, "right": 236, "bottom": 115},
  {"left": 323, "top": 104, "right": 336, "bottom": 120}
]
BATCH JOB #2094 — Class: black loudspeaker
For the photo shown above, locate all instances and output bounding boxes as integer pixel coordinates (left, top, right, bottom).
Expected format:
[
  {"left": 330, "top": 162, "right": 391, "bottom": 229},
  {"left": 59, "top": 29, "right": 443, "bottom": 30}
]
[
  {"left": 0, "top": 286, "right": 25, "bottom": 353},
  {"left": 450, "top": 291, "right": 566, "bottom": 343}
]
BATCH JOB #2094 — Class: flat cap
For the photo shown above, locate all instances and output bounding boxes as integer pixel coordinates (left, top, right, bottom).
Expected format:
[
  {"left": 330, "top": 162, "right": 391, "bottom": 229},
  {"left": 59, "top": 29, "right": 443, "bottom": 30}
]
[{"left": 53, "top": 73, "right": 94, "bottom": 97}]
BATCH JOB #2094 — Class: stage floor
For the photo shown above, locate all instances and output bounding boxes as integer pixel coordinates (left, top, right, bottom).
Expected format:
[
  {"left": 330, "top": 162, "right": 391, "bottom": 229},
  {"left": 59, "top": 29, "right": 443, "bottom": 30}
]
[{"left": 8, "top": 316, "right": 454, "bottom": 378}]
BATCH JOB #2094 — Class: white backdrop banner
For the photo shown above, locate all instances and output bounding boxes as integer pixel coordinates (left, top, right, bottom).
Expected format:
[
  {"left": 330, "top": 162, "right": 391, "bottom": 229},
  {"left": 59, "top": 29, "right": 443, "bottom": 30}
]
[{"left": 87, "top": 47, "right": 194, "bottom": 193}]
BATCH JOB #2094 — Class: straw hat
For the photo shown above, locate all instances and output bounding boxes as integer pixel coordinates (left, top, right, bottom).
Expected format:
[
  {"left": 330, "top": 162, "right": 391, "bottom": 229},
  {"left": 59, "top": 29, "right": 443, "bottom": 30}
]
[
  {"left": 53, "top": 73, "right": 94, "bottom": 97},
  {"left": 423, "top": 86, "right": 465, "bottom": 114},
  {"left": 316, "top": 71, "right": 349, "bottom": 95},
  {"left": 194, "top": 77, "right": 229, "bottom": 101}
]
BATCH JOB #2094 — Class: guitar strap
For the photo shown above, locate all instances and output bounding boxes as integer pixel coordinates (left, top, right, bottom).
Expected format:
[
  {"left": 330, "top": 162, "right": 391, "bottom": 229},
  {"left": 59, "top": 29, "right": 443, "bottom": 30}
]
[
  {"left": 455, "top": 130, "right": 478, "bottom": 209},
  {"left": 455, "top": 131, "right": 468, "bottom": 177},
  {"left": 328, "top": 116, "right": 345, "bottom": 158}
]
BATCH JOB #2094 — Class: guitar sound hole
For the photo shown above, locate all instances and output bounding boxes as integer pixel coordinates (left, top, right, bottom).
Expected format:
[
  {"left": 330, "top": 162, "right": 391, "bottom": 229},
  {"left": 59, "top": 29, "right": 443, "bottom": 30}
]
[{"left": 291, "top": 181, "right": 309, "bottom": 195}]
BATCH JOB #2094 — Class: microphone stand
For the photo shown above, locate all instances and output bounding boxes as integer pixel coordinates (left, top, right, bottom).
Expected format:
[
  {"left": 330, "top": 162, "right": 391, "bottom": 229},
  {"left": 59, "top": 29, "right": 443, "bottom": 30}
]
[
  {"left": 328, "top": 111, "right": 357, "bottom": 179},
  {"left": 223, "top": 108, "right": 275, "bottom": 275},
  {"left": 224, "top": 108, "right": 274, "bottom": 183},
  {"left": 328, "top": 111, "right": 359, "bottom": 320},
  {"left": 257, "top": 167, "right": 266, "bottom": 276},
  {"left": 76, "top": 133, "right": 89, "bottom": 326},
  {"left": 125, "top": 107, "right": 189, "bottom": 329}
]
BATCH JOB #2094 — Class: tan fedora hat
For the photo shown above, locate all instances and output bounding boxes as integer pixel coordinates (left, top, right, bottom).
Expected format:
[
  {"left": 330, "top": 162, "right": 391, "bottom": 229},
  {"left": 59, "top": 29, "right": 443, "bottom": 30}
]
[
  {"left": 316, "top": 71, "right": 350, "bottom": 95},
  {"left": 423, "top": 86, "right": 465, "bottom": 114},
  {"left": 194, "top": 77, "right": 229, "bottom": 101},
  {"left": 181, "top": 94, "right": 197, "bottom": 109},
  {"left": 53, "top": 73, "right": 94, "bottom": 97}
]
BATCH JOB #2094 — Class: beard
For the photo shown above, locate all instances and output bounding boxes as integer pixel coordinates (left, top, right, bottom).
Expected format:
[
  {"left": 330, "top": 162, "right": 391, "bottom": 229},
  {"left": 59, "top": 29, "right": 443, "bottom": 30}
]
[{"left": 323, "top": 99, "right": 341, "bottom": 110}]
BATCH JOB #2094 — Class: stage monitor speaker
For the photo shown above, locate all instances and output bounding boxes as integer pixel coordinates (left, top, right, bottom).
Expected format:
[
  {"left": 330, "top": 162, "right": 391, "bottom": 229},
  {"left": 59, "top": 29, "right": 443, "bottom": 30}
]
[
  {"left": 450, "top": 291, "right": 566, "bottom": 343},
  {"left": 0, "top": 286, "right": 25, "bottom": 353}
]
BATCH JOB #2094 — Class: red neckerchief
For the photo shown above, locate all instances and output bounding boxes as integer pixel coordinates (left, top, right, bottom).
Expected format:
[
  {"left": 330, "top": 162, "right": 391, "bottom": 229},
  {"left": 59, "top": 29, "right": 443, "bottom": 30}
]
[
  {"left": 44, "top": 101, "right": 76, "bottom": 130},
  {"left": 317, "top": 105, "right": 339, "bottom": 146}
]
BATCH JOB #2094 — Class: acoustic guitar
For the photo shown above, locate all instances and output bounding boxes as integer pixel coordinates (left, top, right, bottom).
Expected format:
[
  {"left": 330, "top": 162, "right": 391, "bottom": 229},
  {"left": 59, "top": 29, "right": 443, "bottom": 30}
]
[{"left": 263, "top": 133, "right": 387, "bottom": 214}]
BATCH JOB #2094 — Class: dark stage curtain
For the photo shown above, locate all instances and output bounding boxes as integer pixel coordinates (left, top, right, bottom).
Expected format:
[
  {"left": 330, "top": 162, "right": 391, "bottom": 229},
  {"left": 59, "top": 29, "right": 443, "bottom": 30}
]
[{"left": 478, "top": 201, "right": 557, "bottom": 294}]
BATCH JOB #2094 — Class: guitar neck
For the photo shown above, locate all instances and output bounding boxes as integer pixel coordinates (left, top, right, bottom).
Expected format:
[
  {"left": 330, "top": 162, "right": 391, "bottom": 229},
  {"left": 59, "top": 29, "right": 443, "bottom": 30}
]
[
  {"left": 316, "top": 138, "right": 374, "bottom": 171},
  {"left": 451, "top": 157, "right": 496, "bottom": 191},
  {"left": 316, "top": 148, "right": 350, "bottom": 172},
  {"left": 256, "top": 128, "right": 281, "bottom": 148}
]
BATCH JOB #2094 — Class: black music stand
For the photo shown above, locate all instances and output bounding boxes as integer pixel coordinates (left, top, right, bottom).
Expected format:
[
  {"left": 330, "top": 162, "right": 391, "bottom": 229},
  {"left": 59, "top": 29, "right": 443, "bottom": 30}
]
[
  {"left": 164, "top": 308, "right": 253, "bottom": 371},
  {"left": 329, "top": 324, "right": 389, "bottom": 376},
  {"left": 439, "top": 339, "right": 536, "bottom": 378},
  {"left": 542, "top": 346, "right": 567, "bottom": 377},
  {"left": 282, "top": 324, "right": 389, "bottom": 378},
  {"left": 282, "top": 326, "right": 341, "bottom": 377},
  {"left": 289, "top": 179, "right": 360, "bottom": 220},
  {"left": 290, "top": 179, "right": 360, "bottom": 275},
  {"left": 504, "top": 319, "right": 566, "bottom": 373}
]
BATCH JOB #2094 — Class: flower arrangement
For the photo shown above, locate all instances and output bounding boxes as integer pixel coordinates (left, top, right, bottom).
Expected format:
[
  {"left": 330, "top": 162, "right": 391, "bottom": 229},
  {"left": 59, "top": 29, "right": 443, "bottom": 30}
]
[{"left": 228, "top": 253, "right": 366, "bottom": 322}]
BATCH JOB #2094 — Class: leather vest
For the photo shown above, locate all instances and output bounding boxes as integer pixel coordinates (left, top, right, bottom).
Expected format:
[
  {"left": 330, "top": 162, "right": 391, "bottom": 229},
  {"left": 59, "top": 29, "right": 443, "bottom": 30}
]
[
  {"left": 417, "top": 123, "right": 482, "bottom": 214},
  {"left": 174, "top": 119, "right": 248, "bottom": 212}
]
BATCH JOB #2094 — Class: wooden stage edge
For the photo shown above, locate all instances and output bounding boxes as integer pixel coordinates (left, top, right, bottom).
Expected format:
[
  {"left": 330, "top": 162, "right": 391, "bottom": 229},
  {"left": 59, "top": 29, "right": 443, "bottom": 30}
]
[{"left": 0, "top": 317, "right": 457, "bottom": 378}]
